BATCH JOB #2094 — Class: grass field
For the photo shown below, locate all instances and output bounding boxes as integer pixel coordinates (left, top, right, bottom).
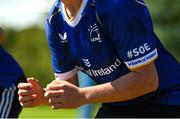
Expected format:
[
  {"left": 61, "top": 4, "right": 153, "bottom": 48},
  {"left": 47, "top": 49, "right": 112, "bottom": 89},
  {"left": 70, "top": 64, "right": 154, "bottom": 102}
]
[
  {"left": 19, "top": 105, "right": 99, "bottom": 118},
  {"left": 19, "top": 106, "right": 78, "bottom": 118}
]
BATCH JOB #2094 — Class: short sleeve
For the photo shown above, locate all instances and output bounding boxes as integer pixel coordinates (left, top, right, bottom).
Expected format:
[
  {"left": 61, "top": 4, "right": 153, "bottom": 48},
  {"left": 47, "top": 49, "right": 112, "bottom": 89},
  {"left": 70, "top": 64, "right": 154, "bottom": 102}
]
[
  {"left": 46, "top": 20, "right": 77, "bottom": 80},
  {"left": 104, "top": 0, "right": 158, "bottom": 70}
]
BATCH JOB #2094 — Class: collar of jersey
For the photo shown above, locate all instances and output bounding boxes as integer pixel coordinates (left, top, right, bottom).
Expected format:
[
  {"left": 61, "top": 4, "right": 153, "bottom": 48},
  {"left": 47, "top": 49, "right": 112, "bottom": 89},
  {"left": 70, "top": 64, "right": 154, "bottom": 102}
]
[{"left": 60, "top": 0, "right": 88, "bottom": 28}]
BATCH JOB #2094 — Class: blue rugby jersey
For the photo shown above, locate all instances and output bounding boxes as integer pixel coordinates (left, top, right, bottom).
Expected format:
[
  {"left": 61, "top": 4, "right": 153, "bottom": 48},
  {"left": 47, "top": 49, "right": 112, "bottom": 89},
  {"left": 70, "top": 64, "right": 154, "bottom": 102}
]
[
  {"left": 46, "top": 0, "right": 180, "bottom": 106},
  {"left": 0, "top": 46, "right": 23, "bottom": 88}
]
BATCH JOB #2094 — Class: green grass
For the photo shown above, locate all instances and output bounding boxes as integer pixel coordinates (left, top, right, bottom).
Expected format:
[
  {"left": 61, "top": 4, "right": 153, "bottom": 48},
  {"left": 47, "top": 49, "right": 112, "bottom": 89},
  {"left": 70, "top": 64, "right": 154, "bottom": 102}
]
[
  {"left": 19, "top": 104, "right": 100, "bottom": 118},
  {"left": 19, "top": 106, "right": 78, "bottom": 118}
]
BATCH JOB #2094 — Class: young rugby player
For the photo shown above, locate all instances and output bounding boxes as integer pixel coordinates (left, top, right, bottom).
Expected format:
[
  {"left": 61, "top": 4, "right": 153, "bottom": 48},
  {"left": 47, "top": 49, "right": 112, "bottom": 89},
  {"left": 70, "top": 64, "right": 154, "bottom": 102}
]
[
  {"left": 0, "top": 27, "right": 26, "bottom": 118},
  {"left": 18, "top": 0, "right": 180, "bottom": 117}
]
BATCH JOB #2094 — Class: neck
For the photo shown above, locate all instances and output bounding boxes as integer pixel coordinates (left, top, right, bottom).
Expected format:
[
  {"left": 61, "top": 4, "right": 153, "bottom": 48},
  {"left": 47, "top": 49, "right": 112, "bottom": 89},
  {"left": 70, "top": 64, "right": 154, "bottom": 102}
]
[{"left": 62, "top": 0, "right": 83, "bottom": 19}]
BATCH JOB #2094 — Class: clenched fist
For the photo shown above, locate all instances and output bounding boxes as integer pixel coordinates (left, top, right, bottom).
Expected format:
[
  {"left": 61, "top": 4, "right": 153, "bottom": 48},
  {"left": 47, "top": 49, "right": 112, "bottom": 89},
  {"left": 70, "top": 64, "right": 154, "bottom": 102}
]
[
  {"left": 44, "top": 80, "right": 87, "bottom": 109},
  {"left": 18, "top": 78, "right": 48, "bottom": 107}
]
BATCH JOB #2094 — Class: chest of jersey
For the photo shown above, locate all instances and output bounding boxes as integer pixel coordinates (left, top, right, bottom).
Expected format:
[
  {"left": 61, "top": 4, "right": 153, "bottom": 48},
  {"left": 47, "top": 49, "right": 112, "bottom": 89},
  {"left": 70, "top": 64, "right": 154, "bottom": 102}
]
[{"left": 60, "top": 6, "right": 129, "bottom": 83}]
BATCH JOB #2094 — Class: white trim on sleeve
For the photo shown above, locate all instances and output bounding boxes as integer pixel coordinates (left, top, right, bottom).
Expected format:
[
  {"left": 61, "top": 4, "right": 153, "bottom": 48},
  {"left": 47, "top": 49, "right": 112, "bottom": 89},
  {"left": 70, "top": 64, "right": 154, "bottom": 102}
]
[
  {"left": 55, "top": 68, "right": 78, "bottom": 80},
  {"left": 125, "top": 49, "right": 158, "bottom": 69}
]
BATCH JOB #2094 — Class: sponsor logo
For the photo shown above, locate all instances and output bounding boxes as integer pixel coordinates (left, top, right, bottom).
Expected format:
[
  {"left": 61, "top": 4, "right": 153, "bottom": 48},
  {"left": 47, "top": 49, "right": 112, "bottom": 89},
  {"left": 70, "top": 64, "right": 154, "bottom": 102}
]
[
  {"left": 76, "top": 58, "right": 121, "bottom": 77},
  {"left": 58, "top": 32, "right": 68, "bottom": 43},
  {"left": 82, "top": 59, "right": 91, "bottom": 67},
  {"left": 125, "top": 49, "right": 158, "bottom": 68},
  {"left": 88, "top": 23, "right": 102, "bottom": 43},
  {"left": 127, "top": 43, "right": 151, "bottom": 59}
]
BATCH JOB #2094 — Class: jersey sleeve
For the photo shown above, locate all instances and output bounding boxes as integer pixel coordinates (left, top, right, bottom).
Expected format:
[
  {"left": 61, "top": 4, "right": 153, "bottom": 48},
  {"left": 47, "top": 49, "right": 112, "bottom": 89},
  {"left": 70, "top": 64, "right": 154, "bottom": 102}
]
[
  {"left": 46, "top": 19, "right": 77, "bottom": 80},
  {"left": 104, "top": 0, "right": 158, "bottom": 70}
]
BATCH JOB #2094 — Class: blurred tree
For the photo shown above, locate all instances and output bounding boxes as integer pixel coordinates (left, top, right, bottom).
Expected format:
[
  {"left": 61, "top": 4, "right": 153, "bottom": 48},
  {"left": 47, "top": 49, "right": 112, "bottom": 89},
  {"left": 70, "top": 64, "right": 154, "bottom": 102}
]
[
  {"left": 145, "top": 0, "right": 180, "bottom": 61},
  {"left": 3, "top": 26, "right": 54, "bottom": 86}
]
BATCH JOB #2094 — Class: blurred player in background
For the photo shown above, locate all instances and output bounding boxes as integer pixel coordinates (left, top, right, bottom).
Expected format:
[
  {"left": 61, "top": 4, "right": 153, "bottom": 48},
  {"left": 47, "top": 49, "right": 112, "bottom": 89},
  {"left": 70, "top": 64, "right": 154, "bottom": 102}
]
[
  {"left": 0, "top": 27, "right": 26, "bottom": 118},
  {"left": 18, "top": 0, "right": 180, "bottom": 118}
]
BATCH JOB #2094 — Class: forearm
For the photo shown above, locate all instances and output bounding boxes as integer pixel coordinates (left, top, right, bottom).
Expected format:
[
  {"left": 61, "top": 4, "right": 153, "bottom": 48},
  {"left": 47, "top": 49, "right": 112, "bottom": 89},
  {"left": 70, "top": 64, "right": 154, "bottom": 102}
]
[
  {"left": 82, "top": 67, "right": 158, "bottom": 104},
  {"left": 62, "top": 74, "right": 79, "bottom": 87}
]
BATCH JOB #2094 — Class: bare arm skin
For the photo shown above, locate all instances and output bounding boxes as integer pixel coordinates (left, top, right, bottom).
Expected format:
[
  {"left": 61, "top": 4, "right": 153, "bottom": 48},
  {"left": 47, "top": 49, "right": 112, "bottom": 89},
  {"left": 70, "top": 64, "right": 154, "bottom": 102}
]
[
  {"left": 45, "top": 62, "right": 159, "bottom": 109},
  {"left": 82, "top": 62, "right": 159, "bottom": 103},
  {"left": 64, "top": 74, "right": 79, "bottom": 86}
]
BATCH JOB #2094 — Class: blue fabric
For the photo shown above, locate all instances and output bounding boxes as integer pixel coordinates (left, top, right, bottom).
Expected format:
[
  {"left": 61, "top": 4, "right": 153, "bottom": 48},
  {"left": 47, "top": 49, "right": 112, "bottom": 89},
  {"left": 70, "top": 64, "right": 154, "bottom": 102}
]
[
  {"left": 0, "top": 46, "right": 23, "bottom": 88},
  {"left": 46, "top": 0, "right": 180, "bottom": 105}
]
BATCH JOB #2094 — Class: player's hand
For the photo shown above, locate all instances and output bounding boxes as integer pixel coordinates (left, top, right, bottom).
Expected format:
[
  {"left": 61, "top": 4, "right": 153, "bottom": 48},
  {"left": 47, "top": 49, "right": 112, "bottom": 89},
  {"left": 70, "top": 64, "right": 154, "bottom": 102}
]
[
  {"left": 44, "top": 80, "right": 87, "bottom": 109},
  {"left": 18, "top": 78, "right": 48, "bottom": 108}
]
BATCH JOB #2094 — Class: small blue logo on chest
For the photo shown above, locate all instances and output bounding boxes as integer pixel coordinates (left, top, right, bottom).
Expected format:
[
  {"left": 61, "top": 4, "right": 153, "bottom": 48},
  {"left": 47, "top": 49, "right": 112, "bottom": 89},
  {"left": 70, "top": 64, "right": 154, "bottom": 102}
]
[
  {"left": 88, "top": 23, "right": 102, "bottom": 43},
  {"left": 82, "top": 59, "right": 91, "bottom": 67}
]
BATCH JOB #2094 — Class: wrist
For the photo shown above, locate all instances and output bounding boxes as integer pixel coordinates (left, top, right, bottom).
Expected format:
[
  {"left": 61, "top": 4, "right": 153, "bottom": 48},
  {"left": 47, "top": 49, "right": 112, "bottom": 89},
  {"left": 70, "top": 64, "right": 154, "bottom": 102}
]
[
  {"left": 38, "top": 89, "right": 49, "bottom": 106},
  {"left": 80, "top": 87, "right": 94, "bottom": 105},
  {"left": 79, "top": 87, "right": 92, "bottom": 105}
]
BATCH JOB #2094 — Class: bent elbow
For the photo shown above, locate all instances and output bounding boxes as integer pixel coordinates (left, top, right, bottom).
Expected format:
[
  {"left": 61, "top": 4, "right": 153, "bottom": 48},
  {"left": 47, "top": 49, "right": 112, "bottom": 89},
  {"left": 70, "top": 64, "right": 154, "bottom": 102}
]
[
  {"left": 147, "top": 72, "right": 159, "bottom": 93},
  {"left": 152, "top": 75, "right": 159, "bottom": 92},
  {"left": 140, "top": 62, "right": 159, "bottom": 93}
]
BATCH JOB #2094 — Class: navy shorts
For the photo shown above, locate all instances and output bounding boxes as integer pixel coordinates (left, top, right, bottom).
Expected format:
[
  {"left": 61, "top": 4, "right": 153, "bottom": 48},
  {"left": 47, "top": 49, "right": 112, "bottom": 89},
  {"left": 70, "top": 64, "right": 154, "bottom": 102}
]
[
  {"left": 0, "top": 74, "right": 26, "bottom": 118},
  {"left": 95, "top": 103, "right": 180, "bottom": 118}
]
